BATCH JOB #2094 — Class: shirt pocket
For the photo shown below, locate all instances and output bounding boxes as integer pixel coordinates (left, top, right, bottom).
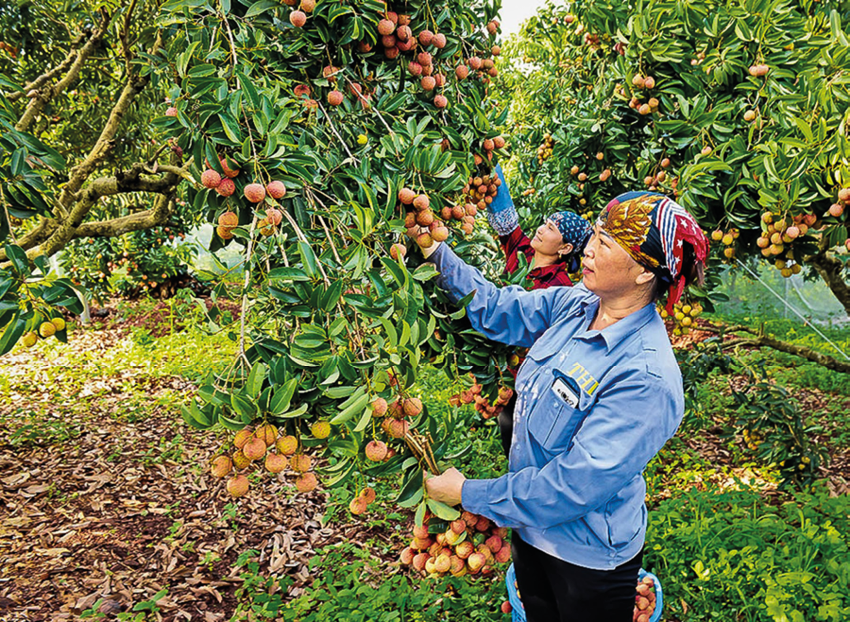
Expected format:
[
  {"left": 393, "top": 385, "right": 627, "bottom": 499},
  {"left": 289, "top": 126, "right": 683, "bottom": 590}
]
[{"left": 527, "top": 372, "right": 587, "bottom": 454}]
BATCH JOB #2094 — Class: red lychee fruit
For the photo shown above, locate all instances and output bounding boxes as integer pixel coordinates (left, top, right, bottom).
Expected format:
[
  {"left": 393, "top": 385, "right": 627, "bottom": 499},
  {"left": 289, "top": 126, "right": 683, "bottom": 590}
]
[
  {"left": 501, "top": 601, "right": 512, "bottom": 614},
  {"left": 264, "top": 180, "right": 285, "bottom": 200},
  {"left": 265, "top": 453, "right": 288, "bottom": 473},
  {"left": 265, "top": 208, "right": 282, "bottom": 226},
  {"left": 226, "top": 474, "right": 249, "bottom": 497},
  {"left": 327, "top": 90, "right": 344, "bottom": 106},
  {"left": 483, "top": 138, "right": 495, "bottom": 151},
  {"left": 468, "top": 56, "right": 482, "bottom": 70},
  {"left": 413, "top": 194, "right": 430, "bottom": 210},
  {"left": 412, "top": 552, "right": 429, "bottom": 572},
  {"left": 360, "top": 487, "right": 376, "bottom": 504},
  {"left": 243, "top": 437, "right": 267, "bottom": 461},
  {"left": 434, "top": 95, "right": 447, "bottom": 108},
  {"left": 210, "top": 455, "right": 232, "bottom": 478},
  {"left": 485, "top": 535, "right": 503, "bottom": 553},
  {"left": 290, "top": 10, "right": 307, "bottom": 27},
  {"left": 371, "top": 397, "right": 389, "bottom": 416},
  {"left": 421, "top": 76, "right": 436, "bottom": 91},
  {"left": 455, "top": 65, "right": 469, "bottom": 79},
  {"left": 432, "top": 33, "right": 447, "bottom": 48},
  {"left": 365, "top": 440, "right": 388, "bottom": 462},
  {"left": 232, "top": 449, "right": 251, "bottom": 469},
  {"left": 408, "top": 61, "right": 423, "bottom": 76},
  {"left": 218, "top": 211, "right": 239, "bottom": 227},
  {"left": 493, "top": 136, "right": 506, "bottom": 149},
  {"left": 201, "top": 169, "right": 222, "bottom": 188},
  {"left": 300, "top": 0, "right": 315, "bottom": 11},
  {"left": 234, "top": 428, "right": 253, "bottom": 449},
  {"left": 244, "top": 183, "right": 266, "bottom": 203},
  {"left": 256, "top": 424, "right": 278, "bottom": 446},
  {"left": 838, "top": 188, "right": 850, "bottom": 202},
  {"left": 349, "top": 497, "right": 368, "bottom": 515},
  {"left": 398, "top": 187, "right": 416, "bottom": 204},
  {"left": 295, "top": 472, "right": 318, "bottom": 492},
  {"left": 403, "top": 397, "right": 423, "bottom": 417},
  {"left": 378, "top": 19, "right": 395, "bottom": 35},
  {"left": 390, "top": 243, "right": 406, "bottom": 261},
  {"left": 291, "top": 453, "right": 312, "bottom": 472},
  {"left": 418, "top": 30, "right": 433, "bottom": 46},
  {"left": 495, "top": 544, "right": 511, "bottom": 563},
  {"left": 417, "top": 51, "right": 432, "bottom": 66},
  {"left": 400, "top": 547, "right": 415, "bottom": 565},
  {"left": 215, "top": 178, "right": 235, "bottom": 197}
]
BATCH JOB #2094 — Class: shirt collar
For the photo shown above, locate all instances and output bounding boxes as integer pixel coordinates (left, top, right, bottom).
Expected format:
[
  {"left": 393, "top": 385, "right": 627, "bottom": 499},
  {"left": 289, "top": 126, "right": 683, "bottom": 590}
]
[{"left": 576, "top": 296, "right": 658, "bottom": 353}]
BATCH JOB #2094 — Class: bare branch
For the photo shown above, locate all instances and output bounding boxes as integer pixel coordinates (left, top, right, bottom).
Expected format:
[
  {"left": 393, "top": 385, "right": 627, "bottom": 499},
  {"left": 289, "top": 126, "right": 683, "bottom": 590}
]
[{"left": 15, "top": 12, "right": 113, "bottom": 132}]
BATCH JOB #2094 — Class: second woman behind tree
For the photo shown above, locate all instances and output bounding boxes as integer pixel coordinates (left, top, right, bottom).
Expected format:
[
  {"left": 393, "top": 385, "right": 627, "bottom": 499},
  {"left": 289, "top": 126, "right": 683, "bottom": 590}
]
[{"left": 486, "top": 165, "right": 593, "bottom": 455}]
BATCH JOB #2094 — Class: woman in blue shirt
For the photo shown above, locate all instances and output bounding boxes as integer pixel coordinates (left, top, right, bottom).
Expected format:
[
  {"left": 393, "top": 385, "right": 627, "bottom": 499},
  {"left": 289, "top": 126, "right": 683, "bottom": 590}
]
[{"left": 424, "top": 190, "right": 708, "bottom": 621}]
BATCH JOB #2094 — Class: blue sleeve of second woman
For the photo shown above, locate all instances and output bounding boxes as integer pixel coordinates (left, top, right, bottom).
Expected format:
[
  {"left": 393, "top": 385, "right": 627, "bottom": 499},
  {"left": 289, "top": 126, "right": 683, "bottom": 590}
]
[{"left": 430, "top": 243, "right": 575, "bottom": 348}]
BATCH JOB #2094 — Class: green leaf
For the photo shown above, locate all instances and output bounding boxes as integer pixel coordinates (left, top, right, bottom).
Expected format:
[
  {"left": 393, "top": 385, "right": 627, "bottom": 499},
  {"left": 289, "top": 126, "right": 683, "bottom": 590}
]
[
  {"left": 4, "top": 244, "right": 29, "bottom": 276},
  {"left": 244, "top": 0, "right": 278, "bottom": 18},
  {"left": 231, "top": 393, "right": 258, "bottom": 423},
  {"left": 426, "top": 498, "right": 460, "bottom": 521},
  {"left": 352, "top": 403, "right": 373, "bottom": 433},
  {"left": 270, "top": 378, "right": 298, "bottom": 414},
  {"left": 412, "top": 263, "right": 440, "bottom": 282},
  {"left": 298, "top": 241, "right": 319, "bottom": 278},
  {"left": 330, "top": 391, "right": 370, "bottom": 425},
  {"left": 279, "top": 403, "right": 309, "bottom": 418},
  {"left": 0, "top": 314, "right": 26, "bottom": 356},
  {"left": 246, "top": 361, "right": 267, "bottom": 398},
  {"left": 396, "top": 467, "right": 424, "bottom": 505}
]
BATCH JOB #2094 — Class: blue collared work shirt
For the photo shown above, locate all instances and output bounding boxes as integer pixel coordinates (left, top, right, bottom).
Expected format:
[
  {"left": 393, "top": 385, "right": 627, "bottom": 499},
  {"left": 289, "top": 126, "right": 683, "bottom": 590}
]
[{"left": 431, "top": 244, "right": 684, "bottom": 570}]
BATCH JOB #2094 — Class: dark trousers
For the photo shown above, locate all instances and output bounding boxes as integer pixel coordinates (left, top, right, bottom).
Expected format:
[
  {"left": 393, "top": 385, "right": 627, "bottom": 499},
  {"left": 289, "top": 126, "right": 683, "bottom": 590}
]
[
  {"left": 498, "top": 393, "right": 516, "bottom": 458},
  {"left": 512, "top": 533, "right": 643, "bottom": 622}
]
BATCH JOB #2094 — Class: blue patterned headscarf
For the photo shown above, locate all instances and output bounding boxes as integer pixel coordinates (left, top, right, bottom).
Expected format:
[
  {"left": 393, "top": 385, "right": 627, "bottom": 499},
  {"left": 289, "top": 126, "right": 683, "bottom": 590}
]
[{"left": 546, "top": 211, "right": 593, "bottom": 272}]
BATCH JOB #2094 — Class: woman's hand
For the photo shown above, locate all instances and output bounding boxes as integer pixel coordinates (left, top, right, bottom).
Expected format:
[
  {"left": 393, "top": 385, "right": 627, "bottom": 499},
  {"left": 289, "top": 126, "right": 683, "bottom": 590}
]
[{"left": 424, "top": 467, "right": 466, "bottom": 507}]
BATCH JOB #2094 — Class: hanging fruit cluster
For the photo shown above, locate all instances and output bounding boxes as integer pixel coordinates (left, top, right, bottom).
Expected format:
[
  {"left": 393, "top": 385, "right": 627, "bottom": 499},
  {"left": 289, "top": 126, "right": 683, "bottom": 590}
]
[
  {"left": 754, "top": 212, "right": 816, "bottom": 275},
  {"left": 450, "top": 381, "right": 514, "bottom": 420},
  {"left": 628, "top": 74, "right": 659, "bottom": 117},
  {"left": 209, "top": 424, "right": 320, "bottom": 497},
  {"left": 400, "top": 189, "right": 451, "bottom": 247},
  {"left": 399, "top": 510, "right": 511, "bottom": 578},
  {"left": 709, "top": 227, "right": 740, "bottom": 261},
  {"left": 659, "top": 300, "right": 703, "bottom": 336},
  {"left": 20, "top": 316, "right": 67, "bottom": 348},
  {"left": 536, "top": 132, "right": 554, "bottom": 164}
]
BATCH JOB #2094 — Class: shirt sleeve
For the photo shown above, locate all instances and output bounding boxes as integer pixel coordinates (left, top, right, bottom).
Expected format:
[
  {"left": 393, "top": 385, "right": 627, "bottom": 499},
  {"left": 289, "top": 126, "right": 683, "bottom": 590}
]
[
  {"left": 430, "top": 244, "right": 577, "bottom": 348},
  {"left": 501, "top": 226, "right": 533, "bottom": 275},
  {"left": 461, "top": 369, "right": 683, "bottom": 530}
]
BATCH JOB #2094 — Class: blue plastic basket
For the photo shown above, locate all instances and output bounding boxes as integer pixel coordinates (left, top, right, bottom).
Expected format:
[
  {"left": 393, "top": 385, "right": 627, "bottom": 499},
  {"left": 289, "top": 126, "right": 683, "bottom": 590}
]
[
  {"left": 638, "top": 568, "right": 664, "bottom": 622},
  {"left": 504, "top": 564, "right": 663, "bottom": 622}
]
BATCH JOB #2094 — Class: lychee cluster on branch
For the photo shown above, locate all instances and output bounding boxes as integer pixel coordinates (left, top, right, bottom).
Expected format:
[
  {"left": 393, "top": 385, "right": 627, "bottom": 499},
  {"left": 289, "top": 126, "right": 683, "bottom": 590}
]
[
  {"left": 399, "top": 510, "right": 511, "bottom": 578},
  {"left": 209, "top": 423, "right": 321, "bottom": 497}
]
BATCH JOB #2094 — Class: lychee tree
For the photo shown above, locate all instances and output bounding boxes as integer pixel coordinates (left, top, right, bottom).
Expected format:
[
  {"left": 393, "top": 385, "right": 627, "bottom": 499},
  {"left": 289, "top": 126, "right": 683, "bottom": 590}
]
[
  {"left": 493, "top": 0, "right": 850, "bottom": 337},
  {"left": 3, "top": 0, "right": 528, "bottom": 532}
]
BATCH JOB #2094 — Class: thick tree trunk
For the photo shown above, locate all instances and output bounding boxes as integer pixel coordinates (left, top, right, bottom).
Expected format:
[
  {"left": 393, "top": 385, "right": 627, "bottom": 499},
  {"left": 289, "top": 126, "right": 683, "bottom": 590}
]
[{"left": 806, "top": 251, "right": 850, "bottom": 317}]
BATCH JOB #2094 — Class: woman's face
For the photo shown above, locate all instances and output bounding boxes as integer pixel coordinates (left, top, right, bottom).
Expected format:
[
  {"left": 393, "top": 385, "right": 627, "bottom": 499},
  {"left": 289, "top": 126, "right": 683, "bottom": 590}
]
[
  {"left": 530, "top": 219, "right": 573, "bottom": 257},
  {"left": 582, "top": 225, "right": 652, "bottom": 297}
]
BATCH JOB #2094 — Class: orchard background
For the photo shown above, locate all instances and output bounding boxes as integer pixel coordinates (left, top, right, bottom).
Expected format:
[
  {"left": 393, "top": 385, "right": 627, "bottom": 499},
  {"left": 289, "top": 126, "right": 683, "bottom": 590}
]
[{"left": 1, "top": 0, "right": 849, "bottom": 620}]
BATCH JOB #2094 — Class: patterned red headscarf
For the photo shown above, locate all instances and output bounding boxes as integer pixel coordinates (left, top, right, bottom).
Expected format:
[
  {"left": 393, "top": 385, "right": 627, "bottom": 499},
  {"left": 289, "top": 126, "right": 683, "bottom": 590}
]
[{"left": 598, "top": 192, "right": 708, "bottom": 313}]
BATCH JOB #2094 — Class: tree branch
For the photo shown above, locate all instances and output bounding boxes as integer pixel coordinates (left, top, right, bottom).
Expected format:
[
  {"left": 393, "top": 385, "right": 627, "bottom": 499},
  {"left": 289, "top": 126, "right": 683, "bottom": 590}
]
[
  {"left": 15, "top": 13, "right": 112, "bottom": 132},
  {"left": 5, "top": 32, "right": 84, "bottom": 102},
  {"left": 700, "top": 321, "right": 850, "bottom": 373}
]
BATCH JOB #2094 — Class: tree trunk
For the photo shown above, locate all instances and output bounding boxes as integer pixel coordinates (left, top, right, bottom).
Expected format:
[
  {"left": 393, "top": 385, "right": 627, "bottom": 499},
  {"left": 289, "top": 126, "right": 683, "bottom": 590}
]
[{"left": 806, "top": 251, "right": 850, "bottom": 317}]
